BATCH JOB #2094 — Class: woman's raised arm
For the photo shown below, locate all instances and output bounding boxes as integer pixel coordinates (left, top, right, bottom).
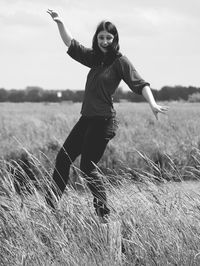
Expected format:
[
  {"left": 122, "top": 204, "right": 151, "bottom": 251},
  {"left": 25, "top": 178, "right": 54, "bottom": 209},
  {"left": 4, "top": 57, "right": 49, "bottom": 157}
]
[{"left": 47, "top": 9, "right": 73, "bottom": 47}]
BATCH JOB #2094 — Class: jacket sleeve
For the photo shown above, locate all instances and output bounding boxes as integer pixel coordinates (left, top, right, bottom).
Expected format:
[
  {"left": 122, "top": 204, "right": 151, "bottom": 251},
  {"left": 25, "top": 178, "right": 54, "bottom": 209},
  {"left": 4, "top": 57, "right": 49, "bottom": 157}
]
[
  {"left": 67, "top": 39, "right": 96, "bottom": 68},
  {"left": 118, "top": 56, "right": 150, "bottom": 95}
]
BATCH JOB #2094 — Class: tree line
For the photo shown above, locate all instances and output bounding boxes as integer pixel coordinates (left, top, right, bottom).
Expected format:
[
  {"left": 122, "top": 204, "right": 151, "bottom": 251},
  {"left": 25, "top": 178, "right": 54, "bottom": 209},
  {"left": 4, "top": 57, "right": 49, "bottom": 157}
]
[{"left": 0, "top": 85, "right": 200, "bottom": 103}]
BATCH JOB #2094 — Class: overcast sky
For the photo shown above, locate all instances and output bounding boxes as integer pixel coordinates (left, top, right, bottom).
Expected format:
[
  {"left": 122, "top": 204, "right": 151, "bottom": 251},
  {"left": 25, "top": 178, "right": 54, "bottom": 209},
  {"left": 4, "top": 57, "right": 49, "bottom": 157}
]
[{"left": 0, "top": 0, "right": 200, "bottom": 91}]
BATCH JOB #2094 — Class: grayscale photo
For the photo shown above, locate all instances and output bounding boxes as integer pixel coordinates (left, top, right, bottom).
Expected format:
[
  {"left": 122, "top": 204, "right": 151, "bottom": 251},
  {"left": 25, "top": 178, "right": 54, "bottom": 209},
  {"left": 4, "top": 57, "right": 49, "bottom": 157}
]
[{"left": 0, "top": 0, "right": 200, "bottom": 265}]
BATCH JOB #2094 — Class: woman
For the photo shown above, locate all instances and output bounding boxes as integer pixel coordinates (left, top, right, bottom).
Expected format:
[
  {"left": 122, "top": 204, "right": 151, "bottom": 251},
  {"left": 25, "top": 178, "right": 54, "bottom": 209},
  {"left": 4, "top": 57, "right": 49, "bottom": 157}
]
[{"left": 47, "top": 9, "right": 168, "bottom": 219}]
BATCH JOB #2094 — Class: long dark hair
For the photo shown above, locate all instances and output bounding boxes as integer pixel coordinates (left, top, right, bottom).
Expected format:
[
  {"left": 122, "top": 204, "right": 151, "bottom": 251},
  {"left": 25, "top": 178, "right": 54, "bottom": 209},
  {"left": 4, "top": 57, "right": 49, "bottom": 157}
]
[{"left": 92, "top": 20, "right": 120, "bottom": 60}]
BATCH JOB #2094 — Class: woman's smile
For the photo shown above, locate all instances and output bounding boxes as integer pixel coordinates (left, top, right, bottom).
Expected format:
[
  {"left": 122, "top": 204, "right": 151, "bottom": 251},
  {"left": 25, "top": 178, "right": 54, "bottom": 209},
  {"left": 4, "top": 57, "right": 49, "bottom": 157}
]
[{"left": 97, "top": 30, "right": 114, "bottom": 53}]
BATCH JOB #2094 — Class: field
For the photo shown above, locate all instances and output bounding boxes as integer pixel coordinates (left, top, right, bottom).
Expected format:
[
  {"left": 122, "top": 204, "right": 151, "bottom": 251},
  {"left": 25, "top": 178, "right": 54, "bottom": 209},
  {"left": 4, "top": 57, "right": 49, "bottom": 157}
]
[{"left": 1, "top": 101, "right": 200, "bottom": 265}]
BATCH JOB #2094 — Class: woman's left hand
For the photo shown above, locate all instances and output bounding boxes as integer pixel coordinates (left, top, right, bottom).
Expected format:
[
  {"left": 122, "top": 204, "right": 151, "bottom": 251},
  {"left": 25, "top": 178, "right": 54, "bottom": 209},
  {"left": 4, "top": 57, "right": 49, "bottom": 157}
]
[
  {"left": 150, "top": 103, "right": 169, "bottom": 120},
  {"left": 141, "top": 86, "right": 169, "bottom": 120}
]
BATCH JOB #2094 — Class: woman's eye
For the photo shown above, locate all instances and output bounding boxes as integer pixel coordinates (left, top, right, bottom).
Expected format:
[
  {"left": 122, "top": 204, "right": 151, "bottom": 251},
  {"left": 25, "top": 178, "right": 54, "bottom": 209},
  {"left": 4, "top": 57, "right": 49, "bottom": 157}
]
[{"left": 98, "top": 35, "right": 113, "bottom": 41}]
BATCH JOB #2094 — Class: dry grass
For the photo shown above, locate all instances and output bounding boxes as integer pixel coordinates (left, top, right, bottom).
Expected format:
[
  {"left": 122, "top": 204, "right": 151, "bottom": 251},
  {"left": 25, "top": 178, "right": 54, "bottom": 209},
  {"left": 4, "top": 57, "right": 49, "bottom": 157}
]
[
  {"left": 1, "top": 101, "right": 200, "bottom": 265},
  {"left": 1, "top": 154, "right": 200, "bottom": 265},
  {"left": 1, "top": 101, "right": 200, "bottom": 173}
]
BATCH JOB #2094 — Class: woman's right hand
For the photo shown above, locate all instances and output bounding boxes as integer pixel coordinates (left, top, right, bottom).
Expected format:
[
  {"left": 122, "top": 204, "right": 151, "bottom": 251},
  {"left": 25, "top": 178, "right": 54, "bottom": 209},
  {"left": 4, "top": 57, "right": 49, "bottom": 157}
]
[
  {"left": 47, "top": 9, "right": 62, "bottom": 23},
  {"left": 47, "top": 9, "right": 72, "bottom": 47}
]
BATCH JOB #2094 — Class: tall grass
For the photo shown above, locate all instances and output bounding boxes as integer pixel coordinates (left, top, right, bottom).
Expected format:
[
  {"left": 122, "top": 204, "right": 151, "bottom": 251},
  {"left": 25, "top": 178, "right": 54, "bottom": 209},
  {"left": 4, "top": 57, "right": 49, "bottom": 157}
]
[
  {"left": 1, "top": 101, "right": 200, "bottom": 265},
  {"left": 1, "top": 101, "right": 200, "bottom": 175},
  {"left": 1, "top": 150, "right": 200, "bottom": 265}
]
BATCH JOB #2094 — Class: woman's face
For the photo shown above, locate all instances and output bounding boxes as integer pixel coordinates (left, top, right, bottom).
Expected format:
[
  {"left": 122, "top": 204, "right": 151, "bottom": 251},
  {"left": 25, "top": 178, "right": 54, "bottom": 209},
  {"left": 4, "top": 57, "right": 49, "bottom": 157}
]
[{"left": 97, "top": 30, "right": 114, "bottom": 53}]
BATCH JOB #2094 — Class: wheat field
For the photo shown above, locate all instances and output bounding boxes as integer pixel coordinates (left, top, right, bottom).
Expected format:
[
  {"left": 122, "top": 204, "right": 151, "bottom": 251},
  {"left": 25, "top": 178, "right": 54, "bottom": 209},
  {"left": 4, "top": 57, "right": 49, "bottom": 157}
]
[{"left": 1, "top": 101, "right": 200, "bottom": 265}]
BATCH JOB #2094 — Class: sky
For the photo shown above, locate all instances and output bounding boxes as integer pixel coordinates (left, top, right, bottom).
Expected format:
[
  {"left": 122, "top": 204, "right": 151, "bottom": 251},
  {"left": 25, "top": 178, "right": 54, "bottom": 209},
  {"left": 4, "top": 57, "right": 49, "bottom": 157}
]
[{"left": 0, "top": 0, "right": 200, "bottom": 91}]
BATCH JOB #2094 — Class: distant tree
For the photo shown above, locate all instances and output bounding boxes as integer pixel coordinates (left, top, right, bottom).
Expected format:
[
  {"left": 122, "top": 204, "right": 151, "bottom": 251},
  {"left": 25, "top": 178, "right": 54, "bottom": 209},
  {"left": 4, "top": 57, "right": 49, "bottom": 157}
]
[
  {"left": 156, "top": 85, "right": 200, "bottom": 101},
  {"left": 0, "top": 85, "right": 199, "bottom": 102},
  {"left": 126, "top": 91, "right": 144, "bottom": 102},
  {"left": 61, "top": 89, "right": 75, "bottom": 101},
  {"left": 8, "top": 89, "right": 26, "bottom": 102},
  {"left": 72, "top": 90, "right": 85, "bottom": 102},
  {"left": 0, "top": 88, "right": 8, "bottom": 102},
  {"left": 188, "top": 93, "right": 200, "bottom": 102},
  {"left": 25, "top": 86, "right": 44, "bottom": 102},
  {"left": 156, "top": 86, "right": 172, "bottom": 101},
  {"left": 42, "top": 91, "right": 58, "bottom": 102}
]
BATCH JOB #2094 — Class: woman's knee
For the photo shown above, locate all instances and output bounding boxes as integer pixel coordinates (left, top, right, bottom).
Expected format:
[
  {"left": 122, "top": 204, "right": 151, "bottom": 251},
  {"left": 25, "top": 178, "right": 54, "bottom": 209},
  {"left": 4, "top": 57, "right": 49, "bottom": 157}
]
[
  {"left": 80, "top": 159, "right": 96, "bottom": 177},
  {"left": 56, "top": 147, "right": 71, "bottom": 166}
]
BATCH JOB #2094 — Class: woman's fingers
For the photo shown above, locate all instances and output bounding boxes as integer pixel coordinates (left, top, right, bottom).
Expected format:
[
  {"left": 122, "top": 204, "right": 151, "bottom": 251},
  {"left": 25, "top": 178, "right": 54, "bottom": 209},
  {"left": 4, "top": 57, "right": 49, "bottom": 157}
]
[
  {"left": 160, "top": 106, "right": 169, "bottom": 113},
  {"left": 47, "top": 9, "right": 53, "bottom": 16},
  {"left": 152, "top": 105, "right": 169, "bottom": 119},
  {"left": 156, "top": 105, "right": 169, "bottom": 113},
  {"left": 153, "top": 111, "right": 158, "bottom": 120},
  {"left": 47, "top": 9, "right": 58, "bottom": 17}
]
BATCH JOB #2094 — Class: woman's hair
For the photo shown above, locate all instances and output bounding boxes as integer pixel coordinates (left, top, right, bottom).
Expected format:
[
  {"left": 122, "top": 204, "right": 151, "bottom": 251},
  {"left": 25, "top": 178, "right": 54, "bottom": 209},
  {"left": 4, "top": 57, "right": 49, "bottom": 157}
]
[{"left": 92, "top": 20, "right": 120, "bottom": 56}]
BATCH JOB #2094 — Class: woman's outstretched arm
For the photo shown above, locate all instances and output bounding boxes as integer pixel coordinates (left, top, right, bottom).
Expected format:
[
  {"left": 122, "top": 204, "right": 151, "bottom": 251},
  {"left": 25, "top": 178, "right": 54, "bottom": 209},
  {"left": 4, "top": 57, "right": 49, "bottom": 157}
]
[
  {"left": 47, "top": 9, "right": 73, "bottom": 47},
  {"left": 142, "top": 85, "right": 168, "bottom": 119}
]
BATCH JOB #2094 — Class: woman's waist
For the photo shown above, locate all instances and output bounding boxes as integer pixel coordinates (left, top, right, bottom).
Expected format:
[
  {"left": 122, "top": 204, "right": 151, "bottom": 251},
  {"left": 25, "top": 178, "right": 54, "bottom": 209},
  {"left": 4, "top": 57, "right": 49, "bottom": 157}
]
[
  {"left": 80, "top": 114, "right": 116, "bottom": 121},
  {"left": 81, "top": 100, "right": 116, "bottom": 118}
]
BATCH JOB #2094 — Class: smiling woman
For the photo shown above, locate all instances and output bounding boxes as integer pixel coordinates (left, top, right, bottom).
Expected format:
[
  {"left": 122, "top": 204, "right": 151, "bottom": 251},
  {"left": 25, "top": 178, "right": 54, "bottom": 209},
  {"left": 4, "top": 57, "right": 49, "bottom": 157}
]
[
  {"left": 46, "top": 9, "right": 168, "bottom": 221},
  {"left": 97, "top": 31, "right": 114, "bottom": 53},
  {"left": 92, "top": 20, "right": 118, "bottom": 54}
]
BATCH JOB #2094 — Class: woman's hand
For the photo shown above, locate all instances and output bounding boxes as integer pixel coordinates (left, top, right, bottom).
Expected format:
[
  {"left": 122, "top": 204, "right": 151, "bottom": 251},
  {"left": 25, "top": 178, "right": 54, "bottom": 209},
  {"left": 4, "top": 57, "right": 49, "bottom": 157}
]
[
  {"left": 142, "top": 86, "right": 169, "bottom": 119},
  {"left": 150, "top": 103, "right": 169, "bottom": 120},
  {"left": 47, "top": 9, "right": 62, "bottom": 23},
  {"left": 47, "top": 9, "right": 72, "bottom": 47}
]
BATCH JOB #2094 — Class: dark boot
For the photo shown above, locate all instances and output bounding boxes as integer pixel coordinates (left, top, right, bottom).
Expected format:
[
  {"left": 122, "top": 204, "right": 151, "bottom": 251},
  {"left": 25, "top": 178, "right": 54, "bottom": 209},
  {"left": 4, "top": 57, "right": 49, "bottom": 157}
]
[{"left": 93, "top": 197, "right": 110, "bottom": 222}]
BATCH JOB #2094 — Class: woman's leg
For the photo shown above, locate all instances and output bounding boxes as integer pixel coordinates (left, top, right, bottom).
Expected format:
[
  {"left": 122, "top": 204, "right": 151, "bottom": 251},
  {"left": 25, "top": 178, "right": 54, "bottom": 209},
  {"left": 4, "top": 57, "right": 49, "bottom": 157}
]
[
  {"left": 46, "top": 117, "right": 88, "bottom": 208},
  {"left": 80, "top": 118, "right": 117, "bottom": 217},
  {"left": 80, "top": 137, "right": 110, "bottom": 217}
]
